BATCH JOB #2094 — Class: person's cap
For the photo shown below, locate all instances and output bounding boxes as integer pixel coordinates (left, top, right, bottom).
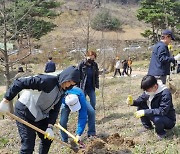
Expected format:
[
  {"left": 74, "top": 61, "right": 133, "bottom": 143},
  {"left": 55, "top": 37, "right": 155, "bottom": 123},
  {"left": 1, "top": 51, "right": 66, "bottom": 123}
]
[
  {"left": 162, "top": 29, "right": 175, "bottom": 40},
  {"left": 65, "top": 94, "right": 81, "bottom": 112}
]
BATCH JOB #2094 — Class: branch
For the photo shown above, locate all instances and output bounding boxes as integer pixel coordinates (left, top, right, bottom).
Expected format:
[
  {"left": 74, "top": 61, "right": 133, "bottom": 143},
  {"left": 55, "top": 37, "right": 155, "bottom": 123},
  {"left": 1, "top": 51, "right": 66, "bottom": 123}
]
[
  {"left": 15, "top": 0, "right": 44, "bottom": 24},
  {"left": 9, "top": 52, "right": 31, "bottom": 65}
]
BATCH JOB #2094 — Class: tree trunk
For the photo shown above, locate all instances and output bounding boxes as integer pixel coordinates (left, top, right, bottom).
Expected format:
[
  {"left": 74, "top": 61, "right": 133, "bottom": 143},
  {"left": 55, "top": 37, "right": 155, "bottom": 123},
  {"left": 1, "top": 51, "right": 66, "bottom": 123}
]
[{"left": 3, "top": 0, "right": 14, "bottom": 114}]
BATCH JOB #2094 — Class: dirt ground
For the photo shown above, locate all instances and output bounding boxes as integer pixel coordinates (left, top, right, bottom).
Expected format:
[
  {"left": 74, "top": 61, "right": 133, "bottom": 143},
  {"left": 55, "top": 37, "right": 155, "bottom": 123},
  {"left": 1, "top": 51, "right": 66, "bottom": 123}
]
[
  {"left": 0, "top": 86, "right": 6, "bottom": 94},
  {"left": 0, "top": 70, "right": 180, "bottom": 154}
]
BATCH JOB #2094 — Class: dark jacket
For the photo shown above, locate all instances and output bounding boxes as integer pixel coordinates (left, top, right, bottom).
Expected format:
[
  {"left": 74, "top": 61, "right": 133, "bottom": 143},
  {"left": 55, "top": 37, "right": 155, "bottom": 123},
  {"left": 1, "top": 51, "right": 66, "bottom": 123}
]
[
  {"left": 45, "top": 60, "right": 56, "bottom": 73},
  {"left": 4, "top": 66, "right": 79, "bottom": 124},
  {"left": 148, "top": 41, "right": 175, "bottom": 76},
  {"left": 132, "top": 89, "right": 176, "bottom": 122},
  {"left": 78, "top": 60, "right": 99, "bottom": 91}
]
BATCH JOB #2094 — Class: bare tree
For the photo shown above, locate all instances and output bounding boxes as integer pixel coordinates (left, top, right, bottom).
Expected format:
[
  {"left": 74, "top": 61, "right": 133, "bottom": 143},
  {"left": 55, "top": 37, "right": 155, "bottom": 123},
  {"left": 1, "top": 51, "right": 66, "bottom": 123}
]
[
  {"left": 0, "top": 1, "right": 36, "bottom": 113},
  {"left": 73, "top": 2, "right": 97, "bottom": 54}
]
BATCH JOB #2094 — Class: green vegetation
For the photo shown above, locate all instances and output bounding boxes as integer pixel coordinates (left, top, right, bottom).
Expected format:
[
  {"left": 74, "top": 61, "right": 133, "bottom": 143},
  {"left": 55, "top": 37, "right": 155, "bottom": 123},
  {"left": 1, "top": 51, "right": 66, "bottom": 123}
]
[
  {"left": 137, "top": 0, "right": 180, "bottom": 42},
  {"left": 0, "top": 138, "right": 8, "bottom": 148},
  {"left": 0, "top": 94, "right": 3, "bottom": 100},
  {"left": 0, "top": 0, "right": 61, "bottom": 40},
  {"left": 91, "top": 9, "right": 121, "bottom": 31},
  {"left": 132, "top": 60, "right": 150, "bottom": 70}
]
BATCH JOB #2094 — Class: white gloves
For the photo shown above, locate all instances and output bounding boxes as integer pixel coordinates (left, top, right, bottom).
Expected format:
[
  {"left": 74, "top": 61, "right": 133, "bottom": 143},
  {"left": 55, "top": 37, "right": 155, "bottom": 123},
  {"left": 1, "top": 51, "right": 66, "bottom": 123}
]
[
  {"left": 0, "top": 98, "right": 10, "bottom": 114},
  {"left": 44, "top": 128, "right": 54, "bottom": 141},
  {"left": 74, "top": 135, "right": 81, "bottom": 144}
]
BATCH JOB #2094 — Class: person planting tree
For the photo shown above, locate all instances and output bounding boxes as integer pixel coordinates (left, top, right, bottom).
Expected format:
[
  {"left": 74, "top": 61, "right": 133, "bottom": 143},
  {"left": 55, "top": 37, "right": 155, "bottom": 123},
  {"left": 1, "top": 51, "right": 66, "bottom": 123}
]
[
  {"left": 0, "top": 66, "right": 80, "bottom": 154},
  {"left": 127, "top": 75, "right": 176, "bottom": 139}
]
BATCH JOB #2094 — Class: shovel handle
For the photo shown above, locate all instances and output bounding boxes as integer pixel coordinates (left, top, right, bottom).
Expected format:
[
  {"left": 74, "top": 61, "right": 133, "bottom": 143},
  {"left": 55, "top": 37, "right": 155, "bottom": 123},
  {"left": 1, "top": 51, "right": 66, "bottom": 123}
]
[
  {"left": 6, "top": 112, "right": 70, "bottom": 147},
  {"left": 54, "top": 123, "right": 76, "bottom": 140}
]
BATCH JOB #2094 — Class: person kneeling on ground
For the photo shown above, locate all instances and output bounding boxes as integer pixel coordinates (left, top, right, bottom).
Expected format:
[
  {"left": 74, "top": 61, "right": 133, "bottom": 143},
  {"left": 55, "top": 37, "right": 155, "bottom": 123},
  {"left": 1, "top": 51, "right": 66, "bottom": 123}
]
[
  {"left": 59, "top": 85, "right": 96, "bottom": 144},
  {"left": 127, "top": 75, "right": 176, "bottom": 139}
]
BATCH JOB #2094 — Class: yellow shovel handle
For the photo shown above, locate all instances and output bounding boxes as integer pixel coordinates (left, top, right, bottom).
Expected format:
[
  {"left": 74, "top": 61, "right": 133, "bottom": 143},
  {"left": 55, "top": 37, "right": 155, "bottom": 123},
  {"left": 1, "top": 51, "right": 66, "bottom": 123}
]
[
  {"left": 6, "top": 112, "right": 70, "bottom": 147},
  {"left": 54, "top": 123, "right": 77, "bottom": 141}
]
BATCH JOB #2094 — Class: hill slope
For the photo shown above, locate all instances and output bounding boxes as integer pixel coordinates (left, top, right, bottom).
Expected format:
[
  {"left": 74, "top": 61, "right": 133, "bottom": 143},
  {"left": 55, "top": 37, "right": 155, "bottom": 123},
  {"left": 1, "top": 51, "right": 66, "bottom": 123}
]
[{"left": 38, "top": 1, "right": 148, "bottom": 51}]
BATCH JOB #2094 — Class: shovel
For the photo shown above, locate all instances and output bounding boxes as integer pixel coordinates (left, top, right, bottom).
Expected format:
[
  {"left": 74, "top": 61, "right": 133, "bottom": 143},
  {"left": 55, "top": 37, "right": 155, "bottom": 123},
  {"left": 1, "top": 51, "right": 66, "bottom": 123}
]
[
  {"left": 5, "top": 112, "right": 76, "bottom": 150},
  {"left": 54, "top": 123, "right": 85, "bottom": 148}
]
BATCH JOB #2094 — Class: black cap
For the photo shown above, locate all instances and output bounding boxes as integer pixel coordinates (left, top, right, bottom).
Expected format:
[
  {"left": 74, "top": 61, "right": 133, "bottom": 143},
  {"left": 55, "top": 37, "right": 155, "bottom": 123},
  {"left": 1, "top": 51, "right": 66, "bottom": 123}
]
[{"left": 162, "top": 29, "right": 175, "bottom": 40}]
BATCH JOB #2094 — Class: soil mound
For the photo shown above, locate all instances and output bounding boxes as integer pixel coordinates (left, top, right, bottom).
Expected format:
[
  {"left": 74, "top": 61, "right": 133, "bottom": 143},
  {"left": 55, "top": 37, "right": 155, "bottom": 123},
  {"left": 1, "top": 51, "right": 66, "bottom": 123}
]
[
  {"left": 107, "top": 133, "right": 135, "bottom": 148},
  {"left": 78, "top": 133, "right": 134, "bottom": 154},
  {"left": 78, "top": 138, "right": 107, "bottom": 154}
]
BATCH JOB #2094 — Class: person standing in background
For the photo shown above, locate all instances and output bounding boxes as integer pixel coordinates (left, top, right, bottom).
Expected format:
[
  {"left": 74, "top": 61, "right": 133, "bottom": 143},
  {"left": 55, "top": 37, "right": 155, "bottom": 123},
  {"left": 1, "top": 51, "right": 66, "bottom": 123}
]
[
  {"left": 127, "top": 57, "right": 132, "bottom": 75},
  {"left": 44, "top": 57, "right": 56, "bottom": 73},
  {"left": 113, "top": 57, "right": 121, "bottom": 77},
  {"left": 148, "top": 29, "right": 176, "bottom": 84},
  {"left": 122, "top": 59, "right": 129, "bottom": 76},
  {"left": 78, "top": 51, "right": 99, "bottom": 110}
]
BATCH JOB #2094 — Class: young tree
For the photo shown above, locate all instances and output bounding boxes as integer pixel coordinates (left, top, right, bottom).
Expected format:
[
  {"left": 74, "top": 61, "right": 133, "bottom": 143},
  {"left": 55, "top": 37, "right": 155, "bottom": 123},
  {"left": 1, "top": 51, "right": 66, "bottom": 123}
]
[
  {"left": 91, "top": 9, "right": 121, "bottom": 31},
  {"left": 0, "top": 0, "right": 60, "bottom": 113}
]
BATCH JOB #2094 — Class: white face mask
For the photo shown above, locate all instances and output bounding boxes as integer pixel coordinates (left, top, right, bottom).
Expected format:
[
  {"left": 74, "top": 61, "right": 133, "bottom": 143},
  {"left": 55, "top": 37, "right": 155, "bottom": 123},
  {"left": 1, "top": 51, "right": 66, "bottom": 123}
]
[{"left": 145, "top": 91, "right": 155, "bottom": 96}]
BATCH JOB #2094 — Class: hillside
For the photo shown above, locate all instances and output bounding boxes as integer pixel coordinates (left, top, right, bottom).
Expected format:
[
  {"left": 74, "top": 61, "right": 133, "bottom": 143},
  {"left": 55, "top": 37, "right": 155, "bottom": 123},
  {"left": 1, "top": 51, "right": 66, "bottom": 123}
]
[{"left": 37, "top": 1, "right": 148, "bottom": 52}]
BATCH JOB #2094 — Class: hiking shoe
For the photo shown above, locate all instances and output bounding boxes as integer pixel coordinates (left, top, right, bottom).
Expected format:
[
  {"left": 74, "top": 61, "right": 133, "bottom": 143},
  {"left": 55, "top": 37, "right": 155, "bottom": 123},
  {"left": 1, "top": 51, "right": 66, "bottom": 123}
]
[
  {"left": 157, "top": 133, "right": 166, "bottom": 140},
  {"left": 87, "top": 135, "right": 97, "bottom": 140}
]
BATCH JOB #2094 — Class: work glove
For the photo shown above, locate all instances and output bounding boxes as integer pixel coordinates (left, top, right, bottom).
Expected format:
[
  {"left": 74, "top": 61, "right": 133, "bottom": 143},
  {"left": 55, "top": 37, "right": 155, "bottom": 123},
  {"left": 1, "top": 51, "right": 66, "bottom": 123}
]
[
  {"left": 44, "top": 128, "right": 54, "bottom": 141},
  {"left": 126, "top": 95, "right": 133, "bottom": 105},
  {"left": 74, "top": 135, "right": 81, "bottom": 144},
  {"left": 134, "top": 110, "right": 145, "bottom": 118},
  {"left": 0, "top": 98, "right": 10, "bottom": 114}
]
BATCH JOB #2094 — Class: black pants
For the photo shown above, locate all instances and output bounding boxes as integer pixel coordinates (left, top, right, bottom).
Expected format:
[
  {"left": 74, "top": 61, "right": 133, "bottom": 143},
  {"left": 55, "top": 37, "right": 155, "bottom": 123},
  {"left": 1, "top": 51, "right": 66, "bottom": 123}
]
[
  {"left": 15, "top": 101, "right": 52, "bottom": 154},
  {"left": 140, "top": 115, "right": 175, "bottom": 135},
  {"left": 138, "top": 107, "right": 175, "bottom": 135},
  {"left": 113, "top": 69, "right": 121, "bottom": 77},
  {"left": 127, "top": 66, "right": 132, "bottom": 75},
  {"left": 122, "top": 67, "right": 128, "bottom": 76},
  {"left": 177, "top": 64, "right": 180, "bottom": 73},
  {"left": 155, "top": 75, "right": 167, "bottom": 84}
]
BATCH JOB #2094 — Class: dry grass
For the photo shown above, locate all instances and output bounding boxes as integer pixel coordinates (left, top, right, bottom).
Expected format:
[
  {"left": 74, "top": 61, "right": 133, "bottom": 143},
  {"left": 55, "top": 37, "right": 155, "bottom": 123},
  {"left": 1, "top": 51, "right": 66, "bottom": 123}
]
[
  {"left": 1, "top": 67, "right": 179, "bottom": 153},
  {"left": 37, "top": 2, "right": 148, "bottom": 52},
  {"left": 95, "top": 72, "right": 180, "bottom": 154}
]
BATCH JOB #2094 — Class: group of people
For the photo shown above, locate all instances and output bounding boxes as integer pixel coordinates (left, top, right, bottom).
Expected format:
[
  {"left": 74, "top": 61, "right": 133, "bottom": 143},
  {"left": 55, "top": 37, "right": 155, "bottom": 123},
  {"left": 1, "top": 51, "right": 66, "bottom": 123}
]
[
  {"left": 0, "top": 29, "right": 178, "bottom": 153},
  {"left": 127, "top": 29, "right": 177, "bottom": 139},
  {"left": 113, "top": 57, "right": 132, "bottom": 77},
  {"left": 0, "top": 51, "right": 99, "bottom": 153}
]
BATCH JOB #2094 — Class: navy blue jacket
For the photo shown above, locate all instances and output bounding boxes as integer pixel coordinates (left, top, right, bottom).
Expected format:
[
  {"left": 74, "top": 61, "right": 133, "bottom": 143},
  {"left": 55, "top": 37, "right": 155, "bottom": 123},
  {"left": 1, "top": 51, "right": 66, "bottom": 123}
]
[
  {"left": 4, "top": 66, "right": 80, "bottom": 124},
  {"left": 133, "top": 89, "right": 176, "bottom": 122},
  {"left": 148, "top": 41, "right": 175, "bottom": 76},
  {"left": 45, "top": 61, "right": 56, "bottom": 73}
]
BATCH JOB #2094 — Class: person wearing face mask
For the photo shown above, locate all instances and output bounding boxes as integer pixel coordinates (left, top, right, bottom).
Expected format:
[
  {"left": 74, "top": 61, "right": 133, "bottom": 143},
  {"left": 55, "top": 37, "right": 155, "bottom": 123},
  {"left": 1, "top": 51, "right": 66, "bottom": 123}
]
[
  {"left": 127, "top": 75, "right": 176, "bottom": 139},
  {"left": 77, "top": 51, "right": 99, "bottom": 138},
  {"left": 0, "top": 66, "right": 79, "bottom": 154},
  {"left": 78, "top": 51, "right": 99, "bottom": 110},
  {"left": 148, "top": 29, "right": 176, "bottom": 84}
]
